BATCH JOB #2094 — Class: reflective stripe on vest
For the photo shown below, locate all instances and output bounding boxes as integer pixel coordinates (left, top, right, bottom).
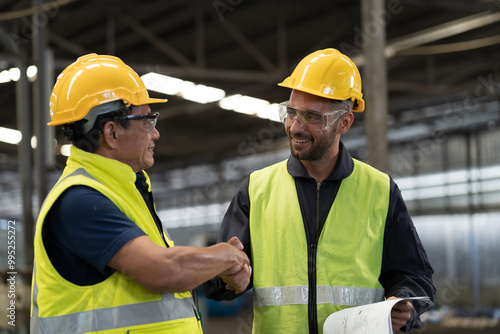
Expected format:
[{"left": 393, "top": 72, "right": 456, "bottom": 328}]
[
  {"left": 31, "top": 264, "right": 199, "bottom": 334},
  {"left": 254, "top": 285, "right": 385, "bottom": 307},
  {"left": 32, "top": 282, "right": 196, "bottom": 333}
]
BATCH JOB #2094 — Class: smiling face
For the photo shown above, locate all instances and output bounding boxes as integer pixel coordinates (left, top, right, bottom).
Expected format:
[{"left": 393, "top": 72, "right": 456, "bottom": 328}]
[
  {"left": 286, "top": 90, "right": 344, "bottom": 161},
  {"left": 114, "top": 104, "right": 160, "bottom": 172}
]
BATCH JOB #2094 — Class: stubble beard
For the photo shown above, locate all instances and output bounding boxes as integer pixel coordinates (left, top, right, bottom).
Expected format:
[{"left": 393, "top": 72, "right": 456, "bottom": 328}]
[{"left": 289, "top": 127, "right": 337, "bottom": 161}]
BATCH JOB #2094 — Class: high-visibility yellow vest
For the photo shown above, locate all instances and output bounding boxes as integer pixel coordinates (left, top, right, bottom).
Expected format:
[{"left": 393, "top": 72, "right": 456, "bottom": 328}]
[
  {"left": 31, "top": 146, "right": 202, "bottom": 334},
  {"left": 249, "top": 159, "right": 390, "bottom": 334}
]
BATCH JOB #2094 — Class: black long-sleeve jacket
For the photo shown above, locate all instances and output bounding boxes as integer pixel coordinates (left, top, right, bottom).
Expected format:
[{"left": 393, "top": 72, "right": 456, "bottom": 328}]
[{"left": 203, "top": 142, "right": 436, "bottom": 332}]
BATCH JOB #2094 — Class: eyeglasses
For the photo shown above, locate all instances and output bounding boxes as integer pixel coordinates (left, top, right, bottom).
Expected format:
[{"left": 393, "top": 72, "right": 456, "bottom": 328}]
[
  {"left": 278, "top": 102, "right": 347, "bottom": 131},
  {"left": 112, "top": 112, "right": 159, "bottom": 133}
]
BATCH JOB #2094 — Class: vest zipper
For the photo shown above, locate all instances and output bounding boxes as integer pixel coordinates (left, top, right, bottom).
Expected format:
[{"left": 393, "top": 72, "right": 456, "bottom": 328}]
[
  {"left": 316, "top": 182, "right": 321, "bottom": 237},
  {"left": 309, "top": 242, "right": 318, "bottom": 334},
  {"left": 296, "top": 179, "right": 341, "bottom": 334},
  {"left": 308, "top": 181, "right": 321, "bottom": 334},
  {"left": 295, "top": 179, "right": 316, "bottom": 333},
  {"left": 309, "top": 182, "right": 323, "bottom": 334}
]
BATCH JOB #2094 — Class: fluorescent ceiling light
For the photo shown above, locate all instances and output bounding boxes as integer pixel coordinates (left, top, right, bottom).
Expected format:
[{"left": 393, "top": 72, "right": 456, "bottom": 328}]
[
  {"left": 219, "top": 94, "right": 269, "bottom": 114},
  {"left": 179, "top": 81, "right": 225, "bottom": 104},
  {"left": 141, "top": 72, "right": 226, "bottom": 104},
  {"left": 141, "top": 72, "right": 184, "bottom": 95},
  {"left": 0, "top": 127, "right": 22, "bottom": 145},
  {"left": 0, "top": 66, "right": 38, "bottom": 84},
  {"left": 0, "top": 70, "right": 12, "bottom": 84},
  {"left": 218, "top": 94, "right": 240, "bottom": 110},
  {"left": 256, "top": 103, "right": 281, "bottom": 123},
  {"left": 30, "top": 136, "right": 37, "bottom": 149},
  {"left": 0, "top": 126, "right": 65, "bottom": 152},
  {"left": 27, "top": 65, "right": 38, "bottom": 78},
  {"left": 8, "top": 68, "right": 20, "bottom": 81},
  {"left": 60, "top": 144, "right": 72, "bottom": 157},
  {"left": 219, "top": 94, "right": 280, "bottom": 122},
  {"left": 141, "top": 72, "right": 280, "bottom": 122}
]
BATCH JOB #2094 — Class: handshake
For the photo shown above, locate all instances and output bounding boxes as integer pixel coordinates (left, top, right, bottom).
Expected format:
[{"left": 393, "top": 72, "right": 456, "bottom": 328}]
[{"left": 219, "top": 236, "right": 252, "bottom": 294}]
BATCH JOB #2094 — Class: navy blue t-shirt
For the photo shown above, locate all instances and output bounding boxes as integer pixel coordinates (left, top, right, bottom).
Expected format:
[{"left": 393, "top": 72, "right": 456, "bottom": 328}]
[{"left": 42, "top": 185, "right": 146, "bottom": 285}]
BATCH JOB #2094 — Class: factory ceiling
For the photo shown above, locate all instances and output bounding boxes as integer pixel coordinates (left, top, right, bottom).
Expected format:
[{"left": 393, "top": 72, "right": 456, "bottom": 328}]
[{"left": 1, "top": 0, "right": 500, "bottom": 173}]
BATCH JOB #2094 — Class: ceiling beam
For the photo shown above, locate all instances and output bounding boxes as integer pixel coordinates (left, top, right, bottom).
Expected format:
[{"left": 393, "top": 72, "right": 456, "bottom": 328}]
[
  {"left": 398, "top": 33, "right": 500, "bottom": 56},
  {"left": 276, "top": 2, "right": 287, "bottom": 73},
  {"left": 387, "top": 81, "right": 463, "bottom": 94},
  {"left": 106, "top": 11, "right": 116, "bottom": 55},
  {"left": 0, "top": 0, "right": 75, "bottom": 21},
  {"left": 0, "top": 24, "right": 19, "bottom": 54},
  {"left": 114, "top": 9, "right": 194, "bottom": 54},
  {"left": 119, "top": 13, "right": 194, "bottom": 67},
  {"left": 389, "top": 11, "right": 500, "bottom": 53},
  {"left": 353, "top": 11, "right": 500, "bottom": 66},
  {"left": 50, "top": 32, "right": 89, "bottom": 56},
  {"left": 195, "top": 5, "right": 205, "bottom": 68},
  {"left": 212, "top": 14, "right": 277, "bottom": 73}
]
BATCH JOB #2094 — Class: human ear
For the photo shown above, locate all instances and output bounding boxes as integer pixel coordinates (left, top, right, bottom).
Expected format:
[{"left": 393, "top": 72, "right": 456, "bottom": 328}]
[
  {"left": 338, "top": 112, "right": 354, "bottom": 135},
  {"left": 101, "top": 121, "right": 119, "bottom": 149}
]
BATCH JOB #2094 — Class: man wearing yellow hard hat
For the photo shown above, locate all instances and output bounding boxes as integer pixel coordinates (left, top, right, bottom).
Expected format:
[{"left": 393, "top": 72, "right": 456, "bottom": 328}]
[
  {"left": 204, "top": 49, "right": 436, "bottom": 333},
  {"left": 30, "top": 54, "right": 251, "bottom": 333}
]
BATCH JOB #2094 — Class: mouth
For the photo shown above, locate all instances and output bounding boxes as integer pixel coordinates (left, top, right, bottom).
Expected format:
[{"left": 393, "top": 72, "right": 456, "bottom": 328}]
[
  {"left": 289, "top": 134, "right": 312, "bottom": 145},
  {"left": 292, "top": 138, "right": 311, "bottom": 144}
]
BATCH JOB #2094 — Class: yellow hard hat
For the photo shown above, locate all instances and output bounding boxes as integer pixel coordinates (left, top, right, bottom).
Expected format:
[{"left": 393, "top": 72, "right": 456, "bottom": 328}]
[
  {"left": 278, "top": 48, "right": 365, "bottom": 112},
  {"left": 48, "top": 53, "right": 167, "bottom": 126}
]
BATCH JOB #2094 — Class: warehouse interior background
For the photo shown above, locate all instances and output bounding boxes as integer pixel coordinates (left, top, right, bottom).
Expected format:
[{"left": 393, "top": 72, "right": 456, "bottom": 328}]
[{"left": 1, "top": 0, "right": 500, "bottom": 333}]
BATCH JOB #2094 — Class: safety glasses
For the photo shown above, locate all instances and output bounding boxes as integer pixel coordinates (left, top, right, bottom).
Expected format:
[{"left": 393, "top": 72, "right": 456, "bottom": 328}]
[
  {"left": 278, "top": 102, "right": 347, "bottom": 131},
  {"left": 112, "top": 112, "right": 159, "bottom": 133}
]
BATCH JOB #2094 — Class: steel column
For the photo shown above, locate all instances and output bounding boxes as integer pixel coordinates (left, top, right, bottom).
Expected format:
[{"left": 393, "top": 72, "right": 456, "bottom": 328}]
[
  {"left": 16, "top": 54, "right": 34, "bottom": 268},
  {"left": 32, "top": 0, "right": 55, "bottom": 212},
  {"left": 361, "top": 0, "right": 389, "bottom": 172}
]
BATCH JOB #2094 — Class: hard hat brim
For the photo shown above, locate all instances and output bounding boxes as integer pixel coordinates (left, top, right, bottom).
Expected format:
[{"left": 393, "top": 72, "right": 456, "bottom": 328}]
[{"left": 145, "top": 97, "right": 168, "bottom": 104}]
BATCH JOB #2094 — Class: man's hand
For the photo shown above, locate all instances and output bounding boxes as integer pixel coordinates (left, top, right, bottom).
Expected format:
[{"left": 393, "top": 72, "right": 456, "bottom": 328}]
[
  {"left": 227, "top": 236, "right": 244, "bottom": 251},
  {"left": 220, "top": 237, "right": 252, "bottom": 294},
  {"left": 221, "top": 263, "right": 252, "bottom": 294},
  {"left": 387, "top": 296, "right": 413, "bottom": 331}
]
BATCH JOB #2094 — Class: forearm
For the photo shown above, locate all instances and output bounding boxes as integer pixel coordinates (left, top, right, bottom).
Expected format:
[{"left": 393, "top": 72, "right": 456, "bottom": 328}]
[
  {"left": 159, "top": 244, "right": 247, "bottom": 293},
  {"left": 108, "top": 235, "right": 249, "bottom": 293}
]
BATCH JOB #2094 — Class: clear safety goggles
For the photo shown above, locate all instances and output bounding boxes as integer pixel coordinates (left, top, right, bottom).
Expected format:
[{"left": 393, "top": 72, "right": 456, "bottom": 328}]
[
  {"left": 113, "top": 112, "right": 159, "bottom": 133},
  {"left": 278, "top": 102, "right": 348, "bottom": 131}
]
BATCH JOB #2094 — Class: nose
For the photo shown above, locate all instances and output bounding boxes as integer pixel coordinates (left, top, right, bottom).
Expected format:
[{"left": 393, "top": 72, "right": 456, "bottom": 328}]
[
  {"left": 151, "top": 127, "right": 160, "bottom": 140},
  {"left": 289, "top": 116, "right": 306, "bottom": 132}
]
